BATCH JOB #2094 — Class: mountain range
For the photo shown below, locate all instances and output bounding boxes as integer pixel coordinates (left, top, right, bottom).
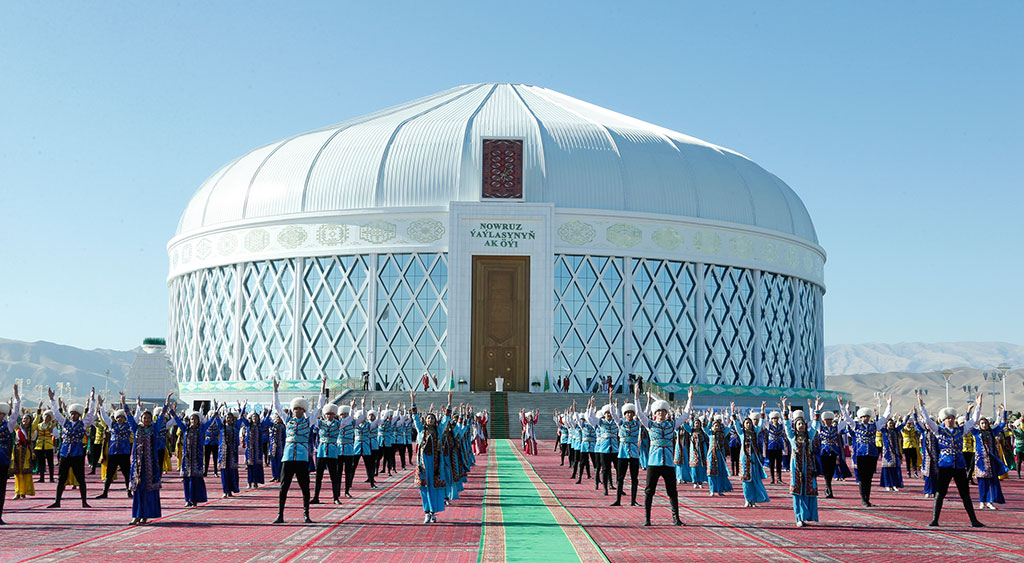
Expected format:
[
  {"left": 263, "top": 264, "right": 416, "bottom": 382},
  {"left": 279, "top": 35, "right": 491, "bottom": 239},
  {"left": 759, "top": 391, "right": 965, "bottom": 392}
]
[{"left": 1, "top": 338, "right": 1021, "bottom": 409}]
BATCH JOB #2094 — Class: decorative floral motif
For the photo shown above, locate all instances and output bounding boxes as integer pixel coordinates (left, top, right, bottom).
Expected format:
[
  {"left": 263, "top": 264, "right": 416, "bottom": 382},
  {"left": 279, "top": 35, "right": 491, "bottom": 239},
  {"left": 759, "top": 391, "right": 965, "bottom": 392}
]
[
  {"left": 316, "top": 224, "right": 349, "bottom": 246},
  {"left": 181, "top": 244, "right": 193, "bottom": 263},
  {"left": 360, "top": 220, "right": 396, "bottom": 244},
  {"left": 277, "top": 226, "right": 307, "bottom": 249},
  {"left": 406, "top": 218, "right": 445, "bottom": 243},
  {"left": 557, "top": 220, "right": 595, "bottom": 245},
  {"left": 693, "top": 231, "right": 721, "bottom": 254},
  {"left": 196, "top": 239, "right": 213, "bottom": 260},
  {"left": 760, "top": 241, "right": 779, "bottom": 264},
  {"left": 217, "top": 234, "right": 238, "bottom": 256},
  {"left": 729, "top": 236, "right": 754, "bottom": 259},
  {"left": 606, "top": 223, "right": 642, "bottom": 248},
  {"left": 245, "top": 229, "right": 270, "bottom": 252},
  {"left": 651, "top": 227, "right": 684, "bottom": 250}
]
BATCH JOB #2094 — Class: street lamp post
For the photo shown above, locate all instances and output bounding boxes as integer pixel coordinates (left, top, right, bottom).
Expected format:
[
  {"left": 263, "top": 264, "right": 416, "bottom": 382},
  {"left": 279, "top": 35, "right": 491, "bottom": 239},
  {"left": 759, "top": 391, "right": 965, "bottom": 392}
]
[
  {"left": 997, "top": 364, "right": 1011, "bottom": 412},
  {"left": 941, "top": 369, "right": 954, "bottom": 407},
  {"left": 983, "top": 370, "right": 1004, "bottom": 419}
]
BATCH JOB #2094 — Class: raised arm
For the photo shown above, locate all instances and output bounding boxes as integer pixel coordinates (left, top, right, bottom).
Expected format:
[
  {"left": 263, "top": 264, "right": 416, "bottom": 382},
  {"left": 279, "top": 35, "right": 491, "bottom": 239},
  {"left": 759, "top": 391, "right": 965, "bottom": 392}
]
[
  {"left": 875, "top": 394, "right": 893, "bottom": 427},
  {"left": 916, "top": 392, "right": 939, "bottom": 435},
  {"left": 46, "top": 387, "right": 66, "bottom": 426},
  {"left": 272, "top": 379, "right": 288, "bottom": 421},
  {"left": 963, "top": 394, "right": 982, "bottom": 434}
]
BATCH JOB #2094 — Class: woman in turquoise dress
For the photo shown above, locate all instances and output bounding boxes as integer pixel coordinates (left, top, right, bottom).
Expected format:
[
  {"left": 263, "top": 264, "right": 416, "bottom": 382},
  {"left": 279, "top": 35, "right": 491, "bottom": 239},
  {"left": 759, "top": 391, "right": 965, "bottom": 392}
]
[
  {"left": 730, "top": 401, "right": 770, "bottom": 507},
  {"left": 706, "top": 414, "right": 734, "bottom": 496},
  {"left": 687, "top": 417, "right": 709, "bottom": 488},
  {"left": 410, "top": 390, "right": 449, "bottom": 523},
  {"left": 782, "top": 397, "right": 818, "bottom": 527}
]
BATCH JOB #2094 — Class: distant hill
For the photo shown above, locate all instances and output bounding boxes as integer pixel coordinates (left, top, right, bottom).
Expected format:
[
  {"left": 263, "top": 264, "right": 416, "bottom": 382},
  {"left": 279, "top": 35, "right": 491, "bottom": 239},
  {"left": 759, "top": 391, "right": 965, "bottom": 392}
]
[
  {"left": 0, "top": 338, "right": 134, "bottom": 404},
  {"left": 825, "top": 342, "right": 1024, "bottom": 376}
]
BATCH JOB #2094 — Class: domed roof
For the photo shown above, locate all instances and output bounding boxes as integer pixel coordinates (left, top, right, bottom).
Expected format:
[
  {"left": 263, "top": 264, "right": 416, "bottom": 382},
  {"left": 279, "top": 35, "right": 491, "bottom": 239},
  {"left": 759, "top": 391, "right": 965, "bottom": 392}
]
[{"left": 177, "top": 83, "right": 817, "bottom": 243}]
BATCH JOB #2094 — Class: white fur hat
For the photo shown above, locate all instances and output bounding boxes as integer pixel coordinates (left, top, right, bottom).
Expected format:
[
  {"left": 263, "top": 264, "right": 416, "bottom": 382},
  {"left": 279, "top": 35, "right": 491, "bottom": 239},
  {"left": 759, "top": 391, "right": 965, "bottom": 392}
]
[
  {"left": 367, "top": 409, "right": 378, "bottom": 418},
  {"left": 154, "top": 406, "right": 163, "bottom": 417},
  {"left": 651, "top": 400, "right": 671, "bottom": 414},
  {"left": 43, "top": 409, "right": 53, "bottom": 418},
  {"left": 577, "top": 412, "right": 588, "bottom": 421},
  {"left": 339, "top": 405, "right": 351, "bottom": 415},
  {"left": 186, "top": 410, "right": 205, "bottom": 423},
  {"left": 324, "top": 404, "right": 339, "bottom": 416},
  {"left": 381, "top": 409, "right": 392, "bottom": 419},
  {"left": 937, "top": 407, "right": 958, "bottom": 420},
  {"left": 113, "top": 409, "right": 126, "bottom": 420},
  {"left": 290, "top": 397, "right": 310, "bottom": 412},
  {"left": 769, "top": 411, "right": 781, "bottom": 420},
  {"left": 856, "top": 407, "right": 873, "bottom": 418},
  {"left": 749, "top": 412, "right": 762, "bottom": 420},
  {"left": 0, "top": 404, "right": 10, "bottom": 416},
  {"left": 713, "top": 414, "right": 723, "bottom": 422},
  {"left": 600, "top": 404, "right": 613, "bottom": 416},
  {"left": 68, "top": 403, "right": 85, "bottom": 416},
  {"left": 621, "top": 403, "right": 637, "bottom": 415},
  {"left": 789, "top": 410, "right": 805, "bottom": 421},
  {"left": 956, "top": 415, "right": 966, "bottom": 425},
  {"left": 476, "top": 412, "right": 484, "bottom": 418},
  {"left": 821, "top": 411, "right": 836, "bottom": 420}
]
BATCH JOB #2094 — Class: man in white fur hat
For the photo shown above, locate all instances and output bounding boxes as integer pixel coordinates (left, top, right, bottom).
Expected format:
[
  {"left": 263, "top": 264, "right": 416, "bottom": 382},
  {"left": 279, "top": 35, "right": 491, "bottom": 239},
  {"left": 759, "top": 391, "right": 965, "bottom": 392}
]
[
  {"left": 916, "top": 391, "right": 985, "bottom": 527},
  {"left": 765, "top": 409, "right": 786, "bottom": 484},
  {"left": 586, "top": 394, "right": 619, "bottom": 496},
  {"left": 811, "top": 397, "right": 846, "bottom": 498},
  {"left": 337, "top": 399, "right": 363, "bottom": 498},
  {"left": 95, "top": 392, "right": 134, "bottom": 499},
  {"left": 610, "top": 383, "right": 643, "bottom": 507},
  {"left": 838, "top": 395, "right": 892, "bottom": 507},
  {"left": 46, "top": 385, "right": 98, "bottom": 508},
  {"left": 271, "top": 377, "right": 326, "bottom": 523},
  {"left": 637, "top": 387, "right": 693, "bottom": 526}
]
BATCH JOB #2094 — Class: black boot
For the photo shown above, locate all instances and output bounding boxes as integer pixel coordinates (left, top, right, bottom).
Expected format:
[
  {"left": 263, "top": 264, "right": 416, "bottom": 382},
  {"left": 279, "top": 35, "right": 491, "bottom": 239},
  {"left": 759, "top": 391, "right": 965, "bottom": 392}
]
[
  {"left": 962, "top": 495, "right": 983, "bottom": 527},
  {"left": 672, "top": 510, "right": 684, "bottom": 526},
  {"left": 611, "top": 488, "right": 622, "bottom": 506},
  {"left": 928, "top": 499, "right": 941, "bottom": 526},
  {"left": 304, "top": 510, "right": 313, "bottom": 524},
  {"left": 644, "top": 496, "right": 653, "bottom": 526},
  {"left": 273, "top": 513, "right": 284, "bottom": 524}
]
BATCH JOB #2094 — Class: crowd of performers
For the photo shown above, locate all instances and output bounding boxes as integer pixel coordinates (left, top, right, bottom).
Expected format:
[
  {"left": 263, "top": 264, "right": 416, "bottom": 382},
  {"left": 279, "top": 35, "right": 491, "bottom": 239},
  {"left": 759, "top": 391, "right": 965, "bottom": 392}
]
[
  {"left": 0, "top": 382, "right": 490, "bottom": 526},
  {"left": 550, "top": 385, "right": 1018, "bottom": 527}
]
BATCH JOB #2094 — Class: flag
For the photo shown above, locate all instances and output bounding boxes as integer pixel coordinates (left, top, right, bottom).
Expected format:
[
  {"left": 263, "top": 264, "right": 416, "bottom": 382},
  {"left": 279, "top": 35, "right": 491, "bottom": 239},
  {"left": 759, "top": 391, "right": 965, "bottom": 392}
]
[
  {"left": 449, "top": 370, "right": 455, "bottom": 390},
  {"left": 544, "top": 371, "right": 550, "bottom": 392}
]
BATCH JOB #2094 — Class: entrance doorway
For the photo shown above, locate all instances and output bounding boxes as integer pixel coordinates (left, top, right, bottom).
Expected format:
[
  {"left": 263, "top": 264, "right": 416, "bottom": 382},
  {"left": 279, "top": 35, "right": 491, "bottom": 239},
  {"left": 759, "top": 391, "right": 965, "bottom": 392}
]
[{"left": 471, "top": 256, "right": 530, "bottom": 392}]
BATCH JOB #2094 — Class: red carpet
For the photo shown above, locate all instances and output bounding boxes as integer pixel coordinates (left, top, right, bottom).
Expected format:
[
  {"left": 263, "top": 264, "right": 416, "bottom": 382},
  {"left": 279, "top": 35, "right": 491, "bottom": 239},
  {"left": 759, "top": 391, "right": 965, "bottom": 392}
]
[
  {"left": 521, "top": 444, "right": 1024, "bottom": 562},
  {"left": 5, "top": 446, "right": 1024, "bottom": 562}
]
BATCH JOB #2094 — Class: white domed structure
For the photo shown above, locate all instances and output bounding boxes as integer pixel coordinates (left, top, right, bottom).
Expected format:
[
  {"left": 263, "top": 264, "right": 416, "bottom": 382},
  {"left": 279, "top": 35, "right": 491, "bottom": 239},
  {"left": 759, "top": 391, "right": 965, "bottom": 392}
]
[{"left": 168, "top": 83, "right": 825, "bottom": 403}]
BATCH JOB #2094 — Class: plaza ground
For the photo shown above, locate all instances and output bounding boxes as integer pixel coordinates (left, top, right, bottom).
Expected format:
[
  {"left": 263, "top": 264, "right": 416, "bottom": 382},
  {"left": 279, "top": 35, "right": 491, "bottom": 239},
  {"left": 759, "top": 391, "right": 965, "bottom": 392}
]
[{"left": 3, "top": 441, "right": 1023, "bottom": 562}]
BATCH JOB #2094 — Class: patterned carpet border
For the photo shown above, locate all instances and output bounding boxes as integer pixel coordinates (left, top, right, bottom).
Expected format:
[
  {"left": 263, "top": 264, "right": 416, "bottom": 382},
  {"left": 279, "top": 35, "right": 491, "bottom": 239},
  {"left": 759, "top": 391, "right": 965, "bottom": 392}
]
[
  {"left": 509, "top": 441, "right": 608, "bottom": 563},
  {"left": 479, "top": 445, "right": 505, "bottom": 563}
]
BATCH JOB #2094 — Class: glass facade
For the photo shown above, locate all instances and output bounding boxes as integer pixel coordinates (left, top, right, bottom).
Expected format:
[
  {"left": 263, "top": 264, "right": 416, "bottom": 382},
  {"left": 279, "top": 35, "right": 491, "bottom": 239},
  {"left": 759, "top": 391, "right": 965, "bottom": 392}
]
[
  {"left": 170, "top": 253, "right": 448, "bottom": 391},
  {"left": 553, "top": 255, "right": 823, "bottom": 393},
  {"left": 170, "top": 252, "right": 822, "bottom": 394}
]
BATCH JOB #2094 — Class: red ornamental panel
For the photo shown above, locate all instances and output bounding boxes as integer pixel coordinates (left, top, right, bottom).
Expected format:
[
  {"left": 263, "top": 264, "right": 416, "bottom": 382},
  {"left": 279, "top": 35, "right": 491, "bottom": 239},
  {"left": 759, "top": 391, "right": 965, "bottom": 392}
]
[{"left": 482, "top": 139, "right": 523, "bottom": 199}]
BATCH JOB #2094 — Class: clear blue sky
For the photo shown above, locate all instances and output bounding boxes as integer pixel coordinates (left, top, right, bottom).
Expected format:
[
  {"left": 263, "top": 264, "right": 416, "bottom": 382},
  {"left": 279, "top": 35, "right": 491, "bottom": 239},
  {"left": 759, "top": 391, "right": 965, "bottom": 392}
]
[{"left": 1, "top": 2, "right": 1021, "bottom": 351}]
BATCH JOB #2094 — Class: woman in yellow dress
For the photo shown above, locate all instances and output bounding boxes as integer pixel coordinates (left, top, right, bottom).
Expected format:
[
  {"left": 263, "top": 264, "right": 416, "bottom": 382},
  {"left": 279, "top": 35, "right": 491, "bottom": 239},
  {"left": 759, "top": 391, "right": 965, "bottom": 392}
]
[{"left": 13, "top": 412, "right": 37, "bottom": 499}]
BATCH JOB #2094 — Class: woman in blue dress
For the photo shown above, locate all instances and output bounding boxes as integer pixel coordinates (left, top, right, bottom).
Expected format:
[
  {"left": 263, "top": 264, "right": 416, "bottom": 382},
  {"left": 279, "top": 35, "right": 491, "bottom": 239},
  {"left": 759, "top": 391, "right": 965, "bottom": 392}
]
[
  {"left": 127, "top": 396, "right": 172, "bottom": 525},
  {"left": 170, "top": 406, "right": 212, "bottom": 507},
  {"left": 879, "top": 415, "right": 909, "bottom": 491},
  {"left": 673, "top": 417, "right": 692, "bottom": 484},
  {"left": 706, "top": 414, "right": 734, "bottom": 496},
  {"left": 686, "top": 417, "right": 709, "bottom": 488},
  {"left": 972, "top": 406, "right": 1008, "bottom": 510},
  {"left": 782, "top": 397, "right": 818, "bottom": 527},
  {"left": 730, "top": 401, "right": 769, "bottom": 507},
  {"left": 410, "top": 390, "right": 450, "bottom": 523}
]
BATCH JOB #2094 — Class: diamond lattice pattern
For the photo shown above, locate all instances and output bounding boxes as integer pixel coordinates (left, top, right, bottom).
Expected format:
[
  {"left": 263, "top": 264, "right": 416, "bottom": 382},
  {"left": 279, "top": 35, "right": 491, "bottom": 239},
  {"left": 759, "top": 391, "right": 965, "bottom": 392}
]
[
  {"left": 374, "top": 253, "right": 448, "bottom": 391},
  {"left": 553, "top": 255, "right": 625, "bottom": 392}
]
